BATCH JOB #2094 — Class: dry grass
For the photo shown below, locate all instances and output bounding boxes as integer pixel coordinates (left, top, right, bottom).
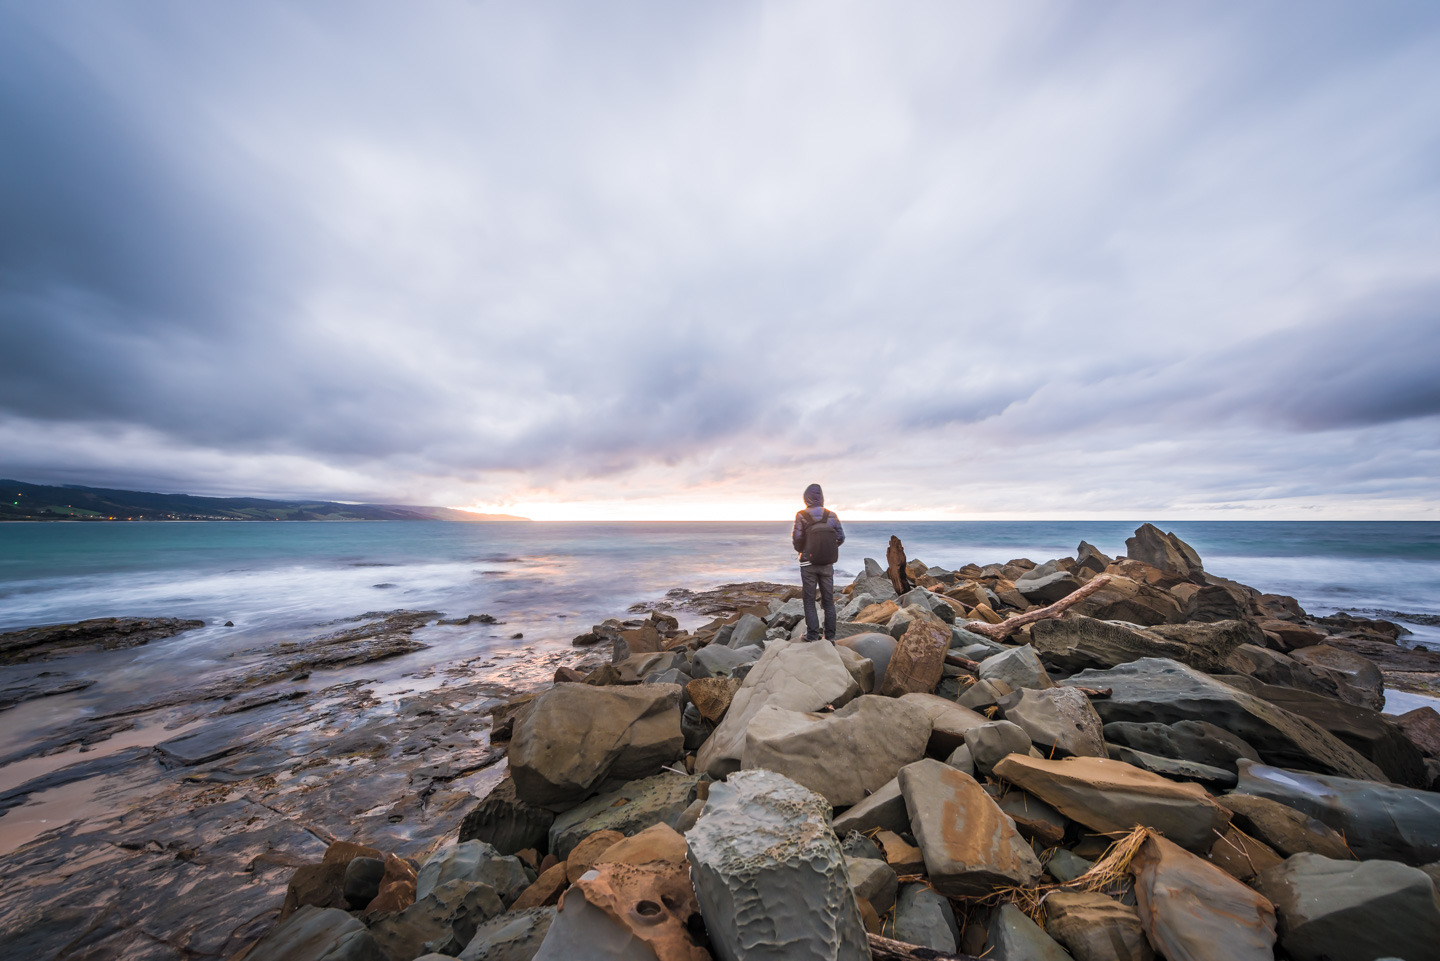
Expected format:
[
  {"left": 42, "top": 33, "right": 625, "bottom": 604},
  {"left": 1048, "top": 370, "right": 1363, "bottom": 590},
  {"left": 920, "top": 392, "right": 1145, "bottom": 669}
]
[{"left": 981, "top": 825, "right": 1154, "bottom": 922}]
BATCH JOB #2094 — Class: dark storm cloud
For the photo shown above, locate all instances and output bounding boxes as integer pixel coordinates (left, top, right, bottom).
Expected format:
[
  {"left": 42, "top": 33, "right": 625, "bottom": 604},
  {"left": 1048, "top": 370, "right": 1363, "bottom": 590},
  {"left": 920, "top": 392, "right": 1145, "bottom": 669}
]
[{"left": 1, "top": 1, "right": 1438, "bottom": 515}]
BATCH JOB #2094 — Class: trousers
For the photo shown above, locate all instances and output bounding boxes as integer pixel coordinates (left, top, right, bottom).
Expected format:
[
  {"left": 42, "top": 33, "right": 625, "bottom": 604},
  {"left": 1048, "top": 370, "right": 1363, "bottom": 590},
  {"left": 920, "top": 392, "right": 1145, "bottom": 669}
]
[{"left": 801, "top": 563, "right": 836, "bottom": 640}]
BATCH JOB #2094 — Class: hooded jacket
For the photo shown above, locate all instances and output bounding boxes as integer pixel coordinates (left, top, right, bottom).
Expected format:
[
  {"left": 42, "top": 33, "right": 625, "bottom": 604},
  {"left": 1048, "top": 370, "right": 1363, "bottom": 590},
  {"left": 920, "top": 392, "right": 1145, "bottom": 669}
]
[{"left": 791, "top": 483, "right": 845, "bottom": 561}]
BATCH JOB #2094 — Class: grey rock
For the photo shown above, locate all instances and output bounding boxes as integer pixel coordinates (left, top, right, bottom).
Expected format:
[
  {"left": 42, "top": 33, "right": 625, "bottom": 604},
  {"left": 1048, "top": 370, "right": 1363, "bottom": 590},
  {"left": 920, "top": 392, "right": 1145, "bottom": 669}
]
[
  {"left": 1102, "top": 719, "right": 1260, "bottom": 772},
  {"left": 945, "top": 744, "right": 975, "bottom": 776},
  {"left": 548, "top": 770, "right": 702, "bottom": 859},
  {"left": 899, "top": 588, "right": 955, "bottom": 623},
  {"left": 1218, "top": 793, "right": 1353, "bottom": 860},
  {"left": 1126, "top": 523, "right": 1203, "bottom": 577},
  {"left": 851, "top": 562, "right": 898, "bottom": 601},
  {"left": 691, "top": 644, "right": 754, "bottom": 678},
  {"left": 1032, "top": 615, "right": 1255, "bottom": 675},
  {"left": 987, "top": 902, "right": 1075, "bottom": 961},
  {"left": 831, "top": 777, "right": 910, "bottom": 837},
  {"left": 459, "top": 777, "right": 556, "bottom": 857},
  {"left": 417, "top": 841, "right": 530, "bottom": 905},
  {"left": 741, "top": 695, "right": 932, "bottom": 806},
  {"left": 1105, "top": 744, "right": 1237, "bottom": 786},
  {"left": 728, "top": 614, "right": 768, "bottom": 649},
  {"left": 1253, "top": 853, "right": 1440, "bottom": 961},
  {"left": 978, "top": 645, "right": 1054, "bottom": 691},
  {"left": 1015, "top": 569, "right": 1083, "bottom": 605},
  {"left": 1046, "top": 849, "right": 1093, "bottom": 883},
  {"left": 964, "top": 721, "right": 1033, "bottom": 776},
  {"left": 643, "top": 667, "right": 691, "bottom": 687},
  {"left": 840, "top": 832, "right": 884, "bottom": 862},
  {"left": 244, "top": 905, "right": 385, "bottom": 961},
  {"left": 767, "top": 598, "right": 806, "bottom": 630},
  {"left": 687, "top": 769, "right": 871, "bottom": 961},
  {"left": 846, "top": 857, "right": 899, "bottom": 914},
  {"left": 1060, "top": 658, "right": 1385, "bottom": 782},
  {"left": 458, "top": 906, "right": 556, "bottom": 961},
  {"left": 999, "top": 687, "right": 1106, "bottom": 758},
  {"left": 836, "top": 632, "right": 896, "bottom": 691},
  {"left": 1289, "top": 644, "right": 1385, "bottom": 712},
  {"left": 369, "top": 879, "right": 505, "bottom": 960},
  {"left": 1234, "top": 758, "right": 1440, "bottom": 864},
  {"left": 1224, "top": 644, "right": 1333, "bottom": 694},
  {"left": 696, "top": 640, "right": 861, "bottom": 779},
  {"left": 957, "top": 677, "right": 1013, "bottom": 710},
  {"left": 838, "top": 593, "right": 877, "bottom": 621},
  {"left": 892, "top": 884, "right": 959, "bottom": 954},
  {"left": 834, "top": 643, "right": 876, "bottom": 694},
  {"left": 951, "top": 626, "right": 1006, "bottom": 655},
  {"left": 532, "top": 878, "right": 662, "bottom": 961}
]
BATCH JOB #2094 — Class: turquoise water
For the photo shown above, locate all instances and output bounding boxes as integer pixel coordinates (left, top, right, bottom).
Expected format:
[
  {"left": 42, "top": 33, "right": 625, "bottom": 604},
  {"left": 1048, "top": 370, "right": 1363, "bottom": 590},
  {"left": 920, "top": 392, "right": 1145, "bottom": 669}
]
[{"left": 2, "top": 520, "right": 1437, "bottom": 641}]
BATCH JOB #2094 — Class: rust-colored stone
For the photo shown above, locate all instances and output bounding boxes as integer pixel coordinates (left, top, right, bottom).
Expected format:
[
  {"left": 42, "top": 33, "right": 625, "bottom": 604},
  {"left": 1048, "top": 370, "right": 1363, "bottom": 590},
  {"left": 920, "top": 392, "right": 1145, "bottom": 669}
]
[
  {"left": 512, "top": 861, "right": 569, "bottom": 910},
  {"left": 567, "top": 860, "right": 710, "bottom": 961},
  {"left": 887, "top": 536, "right": 913, "bottom": 596},
  {"left": 686, "top": 676, "right": 741, "bottom": 724},
  {"left": 280, "top": 840, "right": 383, "bottom": 920},
  {"left": 364, "top": 853, "right": 417, "bottom": 916},
  {"left": 595, "top": 823, "right": 689, "bottom": 867},
  {"left": 879, "top": 612, "right": 949, "bottom": 697},
  {"left": 1208, "top": 826, "right": 1283, "bottom": 882},
  {"left": 855, "top": 600, "right": 899, "bottom": 625},
  {"left": 566, "top": 830, "right": 625, "bottom": 884},
  {"left": 874, "top": 830, "right": 925, "bottom": 874}
]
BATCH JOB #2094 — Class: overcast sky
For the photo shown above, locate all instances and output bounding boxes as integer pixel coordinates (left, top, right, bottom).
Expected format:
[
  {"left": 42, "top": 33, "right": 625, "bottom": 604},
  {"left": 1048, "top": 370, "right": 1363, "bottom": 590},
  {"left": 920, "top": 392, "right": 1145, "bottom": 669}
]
[{"left": 2, "top": 2, "right": 1438, "bottom": 519}]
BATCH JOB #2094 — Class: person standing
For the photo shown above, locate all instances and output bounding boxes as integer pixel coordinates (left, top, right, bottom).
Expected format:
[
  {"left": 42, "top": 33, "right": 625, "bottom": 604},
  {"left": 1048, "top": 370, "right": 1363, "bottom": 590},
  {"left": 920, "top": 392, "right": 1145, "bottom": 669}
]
[{"left": 792, "top": 483, "right": 845, "bottom": 641}]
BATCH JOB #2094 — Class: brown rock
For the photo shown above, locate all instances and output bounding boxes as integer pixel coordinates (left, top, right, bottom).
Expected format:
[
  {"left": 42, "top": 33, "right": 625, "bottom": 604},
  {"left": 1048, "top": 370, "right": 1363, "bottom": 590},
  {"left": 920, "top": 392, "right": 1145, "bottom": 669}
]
[
  {"left": 899, "top": 691, "right": 989, "bottom": 756},
  {"left": 1395, "top": 706, "right": 1440, "bottom": 758},
  {"left": 566, "top": 830, "right": 626, "bottom": 884},
  {"left": 1290, "top": 644, "right": 1385, "bottom": 711},
  {"left": 1131, "top": 833, "right": 1276, "bottom": 961},
  {"left": 879, "top": 612, "right": 950, "bottom": 697},
  {"left": 1257, "top": 619, "right": 1327, "bottom": 650},
  {"left": 1208, "top": 826, "right": 1283, "bottom": 881},
  {"left": 595, "top": 823, "right": 688, "bottom": 867},
  {"left": 554, "top": 666, "right": 587, "bottom": 683},
  {"left": 365, "top": 853, "right": 418, "bottom": 916},
  {"left": 945, "top": 581, "right": 990, "bottom": 609},
  {"left": 619, "top": 621, "right": 664, "bottom": 656},
  {"left": 557, "top": 861, "right": 711, "bottom": 961},
  {"left": 511, "top": 861, "right": 569, "bottom": 910},
  {"left": 856, "top": 897, "right": 883, "bottom": 934},
  {"left": 992, "top": 755, "right": 1231, "bottom": 852},
  {"left": 855, "top": 600, "right": 899, "bottom": 625},
  {"left": 279, "top": 841, "right": 384, "bottom": 920},
  {"left": 1045, "top": 891, "right": 1154, "bottom": 961},
  {"left": 887, "top": 536, "right": 913, "bottom": 596},
  {"left": 970, "top": 603, "right": 1005, "bottom": 625},
  {"left": 1216, "top": 794, "right": 1353, "bottom": 860},
  {"left": 1077, "top": 572, "right": 1184, "bottom": 625},
  {"left": 685, "top": 676, "right": 740, "bottom": 724},
  {"left": 1125, "top": 523, "right": 1204, "bottom": 581},
  {"left": 874, "top": 830, "right": 925, "bottom": 875}
]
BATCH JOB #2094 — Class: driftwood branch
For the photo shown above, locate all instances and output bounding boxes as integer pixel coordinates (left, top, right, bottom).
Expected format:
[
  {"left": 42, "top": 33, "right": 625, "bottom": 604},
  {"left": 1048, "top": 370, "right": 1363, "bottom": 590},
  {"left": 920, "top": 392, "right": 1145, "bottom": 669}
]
[
  {"left": 959, "top": 575, "right": 1112, "bottom": 642},
  {"left": 867, "top": 933, "right": 983, "bottom": 961}
]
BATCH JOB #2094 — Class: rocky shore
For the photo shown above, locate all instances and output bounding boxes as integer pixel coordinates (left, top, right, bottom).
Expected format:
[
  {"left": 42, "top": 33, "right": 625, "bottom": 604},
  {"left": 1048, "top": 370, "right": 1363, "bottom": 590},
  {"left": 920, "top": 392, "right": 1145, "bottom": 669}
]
[{"left": 4, "top": 524, "right": 1440, "bottom": 960}]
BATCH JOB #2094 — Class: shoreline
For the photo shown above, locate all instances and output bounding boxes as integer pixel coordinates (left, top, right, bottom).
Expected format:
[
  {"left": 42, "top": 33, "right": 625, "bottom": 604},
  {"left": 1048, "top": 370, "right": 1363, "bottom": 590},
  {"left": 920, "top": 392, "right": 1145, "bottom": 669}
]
[{"left": 1, "top": 528, "right": 1439, "bottom": 958}]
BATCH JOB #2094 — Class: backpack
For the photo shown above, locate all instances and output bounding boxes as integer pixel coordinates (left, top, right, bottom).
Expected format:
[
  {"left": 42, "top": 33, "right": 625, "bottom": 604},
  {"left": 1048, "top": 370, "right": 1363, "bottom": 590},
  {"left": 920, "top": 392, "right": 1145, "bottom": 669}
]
[{"left": 801, "top": 510, "right": 839, "bottom": 566}]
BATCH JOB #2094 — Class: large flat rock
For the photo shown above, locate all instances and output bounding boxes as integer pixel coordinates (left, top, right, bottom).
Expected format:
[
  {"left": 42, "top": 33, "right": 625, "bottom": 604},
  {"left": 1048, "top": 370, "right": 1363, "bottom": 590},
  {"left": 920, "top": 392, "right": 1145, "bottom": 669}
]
[
  {"left": 992, "top": 755, "right": 1231, "bottom": 852},
  {"left": 1131, "top": 833, "right": 1276, "bottom": 961},
  {"left": 1060, "top": 658, "right": 1385, "bottom": 782}
]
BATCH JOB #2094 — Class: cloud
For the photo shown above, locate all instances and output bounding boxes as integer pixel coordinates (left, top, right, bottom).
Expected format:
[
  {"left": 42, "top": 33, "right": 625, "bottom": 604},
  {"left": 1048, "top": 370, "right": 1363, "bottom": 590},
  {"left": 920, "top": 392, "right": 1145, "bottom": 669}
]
[{"left": 1, "top": 1, "right": 1438, "bottom": 516}]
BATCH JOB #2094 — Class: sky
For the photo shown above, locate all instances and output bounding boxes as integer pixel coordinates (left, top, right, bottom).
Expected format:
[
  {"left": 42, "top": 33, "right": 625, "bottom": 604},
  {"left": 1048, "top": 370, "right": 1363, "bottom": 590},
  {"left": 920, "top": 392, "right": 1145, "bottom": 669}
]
[{"left": 2, "top": 2, "right": 1438, "bottom": 521}]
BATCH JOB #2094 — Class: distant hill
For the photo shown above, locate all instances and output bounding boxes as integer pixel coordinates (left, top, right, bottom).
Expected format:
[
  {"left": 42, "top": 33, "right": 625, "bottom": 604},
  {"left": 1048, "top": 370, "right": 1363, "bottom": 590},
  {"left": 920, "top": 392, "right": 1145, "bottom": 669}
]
[{"left": 0, "top": 480, "right": 530, "bottom": 522}]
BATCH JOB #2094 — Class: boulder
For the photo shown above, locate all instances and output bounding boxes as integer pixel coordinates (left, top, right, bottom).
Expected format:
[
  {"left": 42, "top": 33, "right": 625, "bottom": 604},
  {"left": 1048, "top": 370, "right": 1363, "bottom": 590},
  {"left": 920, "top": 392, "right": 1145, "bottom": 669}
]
[
  {"left": 548, "top": 771, "right": 703, "bottom": 859},
  {"left": 457, "top": 907, "right": 555, "bottom": 960},
  {"left": 1181, "top": 583, "right": 1249, "bottom": 623},
  {"left": 511, "top": 863, "right": 569, "bottom": 911},
  {"left": 741, "top": 695, "right": 932, "bottom": 806},
  {"left": 957, "top": 677, "right": 1013, "bottom": 710},
  {"left": 977, "top": 645, "right": 1053, "bottom": 691},
  {"left": 851, "top": 561, "right": 899, "bottom": 601},
  {"left": 728, "top": 614, "right": 768, "bottom": 649},
  {"left": 1104, "top": 745, "right": 1236, "bottom": 787},
  {"left": 898, "top": 759, "right": 1043, "bottom": 897},
  {"left": 1015, "top": 569, "right": 1083, "bottom": 605},
  {"left": 343, "top": 857, "right": 386, "bottom": 910},
  {"left": 595, "top": 823, "right": 689, "bottom": 868},
  {"left": 366, "top": 854, "right": 419, "bottom": 916},
  {"left": 1223, "top": 644, "right": 1333, "bottom": 693},
  {"left": 1072, "top": 574, "right": 1184, "bottom": 626},
  {"left": 1220, "top": 674, "right": 1426, "bottom": 787},
  {"left": 459, "top": 777, "right": 556, "bottom": 856},
  {"left": 1395, "top": 706, "right": 1440, "bottom": 758},
  {"left": 892, "top": 884, "right": 959, "bottom": 955},
  {"left": 1233, "top": 758, "right": 1440, "bottom": 864},
  {"left": 986, "top": 903, "right": 1074, "bottom": 961},
  {"left": 534, "top": 861, "right": 708, "bottom": 961},
  {"left": 692, "top": 644, "right": 757, "bottom": 679},
  {"left": 830, "top": 777, "right": 909, "bottom": 837},
  {"left": 1075, "top": 540, "right": 1112, "bottom": 575},
  {"left": 998, "top": 687, "right": 1106, "bottom": 758},
  {"left": 992, "top": 755, "right": 1231, "bottom": 852},
  {"left": 1253, "top": 854, "right": 1440, "bottom": 961},
  {"left": 1208, "top": 826, "right": 1283, "bottom": 881},
  {"left": 987, "top": 785, "right": 1067, "bottom": 847},
  {"left": 836, "top": 632, "right": 896, "bottom": 690},
  {"left": 687, "top": 769, "right": 870, "bottom": 961},
  {"left": 845, "top": 857, "right": 898, "bottom": 915},
  {"left": 369, "top": 879, "right": 506, "bottom": 960},
  {"left": 1102, "top": 719, "right": 1259, "bottom": 771},
  {"left": 686, "top": 676, "right": 741, "bottom": 724},
  {"left": 565, "top": 831, "right": 625, "bottom": 884},
  {"left": 1045, "top": 849, "right": 1093, "bottom": 883},
  {"left": 1125, "top": 523, "right": 1203, "bottom": 580},
  {"left": 1060, "top": 658, "right": 1386, "bottom": 782},
  {"left": 696, "top": 640, "right": 860, "bottom": 778},
  {"left": 510, "top": 683, "right": 684, "bottom": 808},
  {"left": 898, "top": 691, "right": 989, "bottom": 756},
  {"left": 1130, "top": 833, "right": 1276, "bottom": 961},
  {"left": 834, "top": 643, "right": 876, "bottom": 693},
  {"left": 1044, "top": 892, "right": 1153, "bottom": 961},
  {"left": 1216, "top": 793, "right": 1353, "bottom": 860},
  {"left": 1033, "top": 616, "right": 1259, "bottom": 675},
  {"left": 1289, "top": 645, "right": 1384, "bottom": 711},
  {"left": 281, "top": 840, "right": 381, "bottom": 920},
  {"left": 878, "top": 611, "right": 951, "bottom": 697},
  {"left": 963, "top": 721, "right": 1033, "bottom": 777},
  {"left": 417, "top": 841, "right": 529, "bottom": 906},
  {"left": 244, "top": 905, "right": 386, "bottom": 961}
]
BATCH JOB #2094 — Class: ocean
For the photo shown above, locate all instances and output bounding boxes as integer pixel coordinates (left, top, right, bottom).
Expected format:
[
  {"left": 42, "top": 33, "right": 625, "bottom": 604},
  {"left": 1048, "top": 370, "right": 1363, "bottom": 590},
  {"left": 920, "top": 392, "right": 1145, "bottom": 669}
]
[{"left": 1, "top": 520, "right": 1438, "bottom": 721}]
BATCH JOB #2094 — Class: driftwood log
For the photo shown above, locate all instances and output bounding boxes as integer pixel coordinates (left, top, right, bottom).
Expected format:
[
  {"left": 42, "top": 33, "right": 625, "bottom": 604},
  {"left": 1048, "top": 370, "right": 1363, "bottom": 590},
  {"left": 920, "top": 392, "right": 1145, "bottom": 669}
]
[
  {"left": 867, "top": 933, "right": 983, "bottom": 960},
  {"left": 959, "top": 575, "right": 1112, "bottom": 642}
]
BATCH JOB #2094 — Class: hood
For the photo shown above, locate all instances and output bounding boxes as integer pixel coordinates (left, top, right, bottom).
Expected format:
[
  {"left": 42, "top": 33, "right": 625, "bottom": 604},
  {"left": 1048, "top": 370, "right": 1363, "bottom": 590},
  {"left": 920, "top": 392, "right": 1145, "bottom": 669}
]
[{"left": 803, "top": 484, "right": 824, "bottom": 508}]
